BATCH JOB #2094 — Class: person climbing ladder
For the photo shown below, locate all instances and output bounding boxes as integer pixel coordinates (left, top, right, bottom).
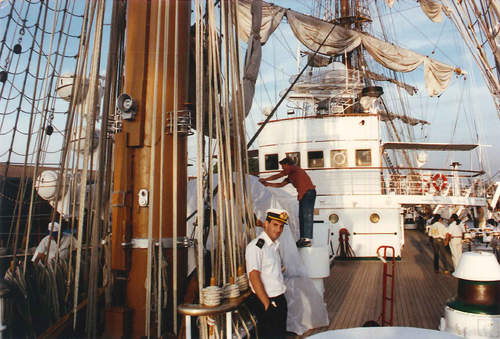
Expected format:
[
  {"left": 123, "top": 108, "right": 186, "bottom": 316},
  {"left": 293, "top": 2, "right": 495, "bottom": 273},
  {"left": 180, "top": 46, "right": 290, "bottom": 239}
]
[{"left": 259, "top": 157, "right": 316, "bottom": 248}]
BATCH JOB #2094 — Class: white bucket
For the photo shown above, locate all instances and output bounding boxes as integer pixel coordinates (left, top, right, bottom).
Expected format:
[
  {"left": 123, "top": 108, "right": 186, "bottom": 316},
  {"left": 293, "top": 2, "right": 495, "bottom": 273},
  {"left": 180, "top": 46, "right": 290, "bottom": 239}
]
[{"left": 299, "top": 246, "right": 329, "bottom": 278}]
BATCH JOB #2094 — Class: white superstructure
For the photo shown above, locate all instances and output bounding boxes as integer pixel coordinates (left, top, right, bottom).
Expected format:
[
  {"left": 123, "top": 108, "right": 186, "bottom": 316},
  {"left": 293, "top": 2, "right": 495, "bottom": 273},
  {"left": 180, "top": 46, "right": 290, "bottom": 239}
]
[
  {"left": 257, "top": 63, "right": 487, "bottom": 259},
  {"left": 259, "top": 110, "right": 404, "bottom": 257}
]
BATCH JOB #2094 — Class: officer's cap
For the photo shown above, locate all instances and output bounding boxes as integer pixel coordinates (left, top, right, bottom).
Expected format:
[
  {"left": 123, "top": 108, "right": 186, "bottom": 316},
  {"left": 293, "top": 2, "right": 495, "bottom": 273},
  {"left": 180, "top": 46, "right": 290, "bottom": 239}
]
[
  {"left": 266, "top": 208, "right": 288, "bottom": 224},
  {"left": 48, "top": 222, "right": 60, "bottom": 232}
]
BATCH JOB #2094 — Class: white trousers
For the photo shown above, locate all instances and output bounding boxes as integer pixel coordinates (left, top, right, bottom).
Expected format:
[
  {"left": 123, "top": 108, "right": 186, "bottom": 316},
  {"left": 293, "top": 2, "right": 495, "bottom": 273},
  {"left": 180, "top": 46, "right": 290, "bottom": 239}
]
[{"left": 449, "top": 238, "right": 462, "bottom": 269}]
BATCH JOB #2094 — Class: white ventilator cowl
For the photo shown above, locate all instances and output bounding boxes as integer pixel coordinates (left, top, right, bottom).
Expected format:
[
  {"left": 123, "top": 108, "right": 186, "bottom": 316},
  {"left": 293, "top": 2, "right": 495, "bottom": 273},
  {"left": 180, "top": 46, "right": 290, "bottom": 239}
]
[
  {"left": 35, "top": 170, "right": 59, "bottom": 200},
  {"left": 453, "top": 251, "right": 500, "bottom": 281}
]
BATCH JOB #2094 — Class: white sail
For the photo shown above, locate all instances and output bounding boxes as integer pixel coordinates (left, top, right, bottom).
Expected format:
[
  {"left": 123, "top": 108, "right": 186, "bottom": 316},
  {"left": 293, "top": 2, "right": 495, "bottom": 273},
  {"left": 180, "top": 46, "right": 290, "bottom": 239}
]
[{"left": 238, "top": 0, "right": 462, "bottom": 96}]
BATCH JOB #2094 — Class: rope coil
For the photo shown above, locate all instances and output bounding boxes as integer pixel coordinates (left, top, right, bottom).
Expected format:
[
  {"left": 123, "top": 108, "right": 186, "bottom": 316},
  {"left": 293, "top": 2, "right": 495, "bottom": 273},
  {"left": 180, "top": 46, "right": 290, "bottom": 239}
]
[
  {"left": 236, "top": 274, "right": 249, "bottom": 292},
  {"left": 200, "top": 286, "right": 222, "bottom": 307},
  {"left": 222, "top": 283, "right": 240, "bottom": 299}
]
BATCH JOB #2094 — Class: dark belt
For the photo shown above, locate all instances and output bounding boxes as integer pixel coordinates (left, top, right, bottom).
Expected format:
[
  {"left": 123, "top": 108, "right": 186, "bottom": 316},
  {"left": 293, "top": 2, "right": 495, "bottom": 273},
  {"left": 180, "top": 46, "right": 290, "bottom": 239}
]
[{"left": 269, "top": 293, "right": 285, "bottom": 301}]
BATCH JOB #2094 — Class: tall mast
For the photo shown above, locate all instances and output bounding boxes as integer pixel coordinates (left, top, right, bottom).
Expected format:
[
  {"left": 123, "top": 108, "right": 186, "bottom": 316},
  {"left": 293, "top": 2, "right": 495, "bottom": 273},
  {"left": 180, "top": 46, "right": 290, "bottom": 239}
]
[
  {"left": 107, "top": 0, "right": 191, "bottom": 337},
  {"left": 340, "top": 0, "right": 352, "bottom": 70}
]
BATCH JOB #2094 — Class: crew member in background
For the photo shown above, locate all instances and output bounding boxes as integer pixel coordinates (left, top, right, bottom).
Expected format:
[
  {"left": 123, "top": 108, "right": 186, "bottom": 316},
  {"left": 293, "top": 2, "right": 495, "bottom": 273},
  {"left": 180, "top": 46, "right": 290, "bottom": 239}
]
[
  {"left": 446, "top": 214, "right": 465, "bottom": 269},
  {"left": 246, "top": 208, "right": 288, "bottom": 339},
  {"left": 259, "top": 157, "right": 316, "bottom": 248},
  {"left": 32, "top": 221, "right": 77, "bottom": 264},
  {"left": 489, "top": 219, "right": 500, "bottom": 262},
  {"left": 429, "top": 214, "right": 453, "bottom": 274}
]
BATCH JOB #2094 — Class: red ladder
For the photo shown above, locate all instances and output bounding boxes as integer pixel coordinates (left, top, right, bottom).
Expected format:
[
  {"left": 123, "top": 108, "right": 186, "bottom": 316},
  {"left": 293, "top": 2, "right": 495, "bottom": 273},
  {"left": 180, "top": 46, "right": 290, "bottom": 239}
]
[{"left": 377, "top": 246, "right": 395, "bottom": 326}]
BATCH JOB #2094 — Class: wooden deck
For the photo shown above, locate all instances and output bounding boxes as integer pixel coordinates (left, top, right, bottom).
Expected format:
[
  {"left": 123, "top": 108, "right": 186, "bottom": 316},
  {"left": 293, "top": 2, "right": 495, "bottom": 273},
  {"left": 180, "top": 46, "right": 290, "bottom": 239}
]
[{"left": 302, "top": 230, "right": 457, "bottom": 336}]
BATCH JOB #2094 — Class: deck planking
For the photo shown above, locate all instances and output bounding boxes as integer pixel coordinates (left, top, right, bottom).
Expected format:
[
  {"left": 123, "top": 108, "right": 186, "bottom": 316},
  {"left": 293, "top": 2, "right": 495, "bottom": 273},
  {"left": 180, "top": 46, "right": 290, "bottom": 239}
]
[{"left": 300, "top": 230, "right": 457, "bottom": 337}]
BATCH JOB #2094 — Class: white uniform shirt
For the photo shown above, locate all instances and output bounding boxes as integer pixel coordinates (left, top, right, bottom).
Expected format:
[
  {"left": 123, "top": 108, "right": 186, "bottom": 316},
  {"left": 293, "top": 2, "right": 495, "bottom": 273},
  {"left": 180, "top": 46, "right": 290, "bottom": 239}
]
[
  {"left": 245, "top": 231, "right": 286, "bottom": 298},
  {"left": 32, "top": 233, "right": 78, "bottom": 262},
  {"left": 447, "top": 221, "right": 465, "bottom": 238},
  {"left": 429, "top": 221, "right": 447, "bottom": 239}
]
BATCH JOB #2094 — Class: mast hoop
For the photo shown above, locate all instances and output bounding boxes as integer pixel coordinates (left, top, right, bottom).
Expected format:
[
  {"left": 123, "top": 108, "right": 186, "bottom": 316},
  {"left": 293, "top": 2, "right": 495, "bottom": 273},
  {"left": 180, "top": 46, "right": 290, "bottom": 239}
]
[{"left": 165, "top": 110, "right": 193, "bottom": 135}]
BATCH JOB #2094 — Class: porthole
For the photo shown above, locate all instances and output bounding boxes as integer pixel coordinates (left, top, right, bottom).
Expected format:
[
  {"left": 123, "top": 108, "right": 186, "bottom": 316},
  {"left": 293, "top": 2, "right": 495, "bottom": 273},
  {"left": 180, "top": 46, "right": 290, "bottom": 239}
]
[
  {"left": 370, "top": 213, "right": 380, "bottom": 223},
  {"left": 329, "top": 213, "right": 339, "bottom": 224}
]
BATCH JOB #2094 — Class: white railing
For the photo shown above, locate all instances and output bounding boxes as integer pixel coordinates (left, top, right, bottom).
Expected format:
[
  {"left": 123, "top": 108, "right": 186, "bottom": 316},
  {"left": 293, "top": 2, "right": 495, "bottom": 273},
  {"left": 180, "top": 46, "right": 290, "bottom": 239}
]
[
  {"left": 261, "top": 167, "right": 486, "bottom": 198},
  {"left": 381, "top": 168, "right": 485, "bottom": 198}
]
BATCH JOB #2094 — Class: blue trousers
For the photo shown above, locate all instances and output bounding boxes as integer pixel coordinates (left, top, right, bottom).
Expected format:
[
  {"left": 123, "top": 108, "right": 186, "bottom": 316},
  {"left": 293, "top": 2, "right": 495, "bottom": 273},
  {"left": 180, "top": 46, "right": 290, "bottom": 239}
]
[{"left": 299, "top": 189, "right": 316, "bottom": 239}]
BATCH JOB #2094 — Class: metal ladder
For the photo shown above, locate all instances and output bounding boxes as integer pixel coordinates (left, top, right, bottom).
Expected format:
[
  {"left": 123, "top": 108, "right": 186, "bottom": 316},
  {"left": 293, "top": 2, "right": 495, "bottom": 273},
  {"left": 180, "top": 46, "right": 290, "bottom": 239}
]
[{"left": 377, "top": 246, "right": 395, "bottom": 326}]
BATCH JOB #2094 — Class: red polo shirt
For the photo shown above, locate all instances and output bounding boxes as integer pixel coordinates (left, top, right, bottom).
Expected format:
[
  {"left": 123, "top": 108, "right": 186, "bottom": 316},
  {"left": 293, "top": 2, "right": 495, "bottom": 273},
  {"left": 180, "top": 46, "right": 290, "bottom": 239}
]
[{"left": 282, "top": 165, "right": 315, "bottom": 200}]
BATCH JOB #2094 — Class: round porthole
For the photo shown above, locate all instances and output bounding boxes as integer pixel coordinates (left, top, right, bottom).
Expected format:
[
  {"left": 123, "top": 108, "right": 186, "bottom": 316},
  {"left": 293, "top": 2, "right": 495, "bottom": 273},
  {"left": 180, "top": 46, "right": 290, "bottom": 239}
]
[
  {"left": 329, "top": 213, "right": 339, "bottom": 224},
  {"left": 333, "top": 152, "right": 346, "bottom": 166},
  {"left": 370, "top": 213, "right": 380, "bottom": 223}
]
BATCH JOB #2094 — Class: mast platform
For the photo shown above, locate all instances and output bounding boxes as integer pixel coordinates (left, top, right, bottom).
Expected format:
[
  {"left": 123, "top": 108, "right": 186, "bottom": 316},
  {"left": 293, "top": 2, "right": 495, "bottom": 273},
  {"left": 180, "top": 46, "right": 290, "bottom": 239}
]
[{"left": 302, "top": 230, "right": 457, "bottom": 337}]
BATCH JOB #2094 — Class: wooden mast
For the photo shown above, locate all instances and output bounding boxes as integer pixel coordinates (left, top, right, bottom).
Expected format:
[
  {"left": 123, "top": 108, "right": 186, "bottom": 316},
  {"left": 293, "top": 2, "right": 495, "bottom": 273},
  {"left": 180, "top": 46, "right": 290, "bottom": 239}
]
[
  {"left": 340, "top": 0, "right": 352, "bottom": 70},
  {"left": 107, "top": 0, "right": 190, "bottom": 337},
  {"left": 340, "top": 0, "right": 353, "bottom": 113}
]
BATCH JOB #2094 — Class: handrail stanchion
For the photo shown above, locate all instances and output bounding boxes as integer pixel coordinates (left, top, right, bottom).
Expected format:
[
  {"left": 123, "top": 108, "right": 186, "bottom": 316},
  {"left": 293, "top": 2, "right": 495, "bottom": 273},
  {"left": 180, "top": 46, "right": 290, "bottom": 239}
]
[
  {"left": 226, "top": 312, "right": 232, "bottom": 339},
  {"left": 185, "top": 315, "right": 191, "bottom": 339}
]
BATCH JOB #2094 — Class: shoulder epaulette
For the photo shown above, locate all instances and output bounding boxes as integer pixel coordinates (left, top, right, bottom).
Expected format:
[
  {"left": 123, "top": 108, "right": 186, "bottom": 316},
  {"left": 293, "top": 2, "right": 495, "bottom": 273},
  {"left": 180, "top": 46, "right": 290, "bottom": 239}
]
[{"left": 256, "top": 238, "right": 265, "bottom": 249}]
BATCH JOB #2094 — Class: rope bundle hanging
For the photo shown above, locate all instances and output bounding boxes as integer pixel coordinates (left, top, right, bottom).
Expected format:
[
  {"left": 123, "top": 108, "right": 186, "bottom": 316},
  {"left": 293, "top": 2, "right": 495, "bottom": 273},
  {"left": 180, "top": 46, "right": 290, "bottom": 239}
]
[
  {"left": 336, "top": 228, "right": 356, "bottom": 259},
  {"left": 189, "top": 0, "right": 257, "bottom": 337}
]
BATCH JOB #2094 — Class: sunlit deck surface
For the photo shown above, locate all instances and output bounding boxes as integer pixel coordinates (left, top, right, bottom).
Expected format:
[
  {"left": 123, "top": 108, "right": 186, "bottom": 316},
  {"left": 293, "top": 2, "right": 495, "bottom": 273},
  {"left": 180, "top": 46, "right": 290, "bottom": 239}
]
[{"left": 301, "top": 230, "right": 457, "bottom": 337}]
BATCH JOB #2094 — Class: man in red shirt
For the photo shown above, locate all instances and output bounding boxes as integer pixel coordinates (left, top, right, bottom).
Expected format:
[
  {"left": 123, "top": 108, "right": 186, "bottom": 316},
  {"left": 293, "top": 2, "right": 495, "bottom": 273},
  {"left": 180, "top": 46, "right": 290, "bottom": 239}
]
[{"left": 259, "top": 158, "right": 316, "bottom": 247}]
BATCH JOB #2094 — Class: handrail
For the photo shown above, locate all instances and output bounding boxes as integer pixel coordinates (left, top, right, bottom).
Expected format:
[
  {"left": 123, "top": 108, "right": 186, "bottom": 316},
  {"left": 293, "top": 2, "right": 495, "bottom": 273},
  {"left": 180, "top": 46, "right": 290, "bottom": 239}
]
[
  {"left": 259, "top": 166, "right": 484, "bottom": 175},
  {"left": 178, "top": 290, "right": 250, "bottom": 317}
]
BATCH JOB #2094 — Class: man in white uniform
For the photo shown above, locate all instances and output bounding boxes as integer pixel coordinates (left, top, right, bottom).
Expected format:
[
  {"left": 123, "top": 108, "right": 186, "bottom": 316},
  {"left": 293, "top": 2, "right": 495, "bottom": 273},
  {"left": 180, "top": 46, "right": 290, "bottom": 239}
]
[
  {"left": 429, "top": 214, "right": 453, "bottom": 274},
  {"left": 32, "top": 221, "right": 77, "bottom": 264},
  {"left": 246, "top": 208, "right": 288, "bottom": 338},
  {"left": 446, "top": 214, "right": 465, "bottom": 269}
]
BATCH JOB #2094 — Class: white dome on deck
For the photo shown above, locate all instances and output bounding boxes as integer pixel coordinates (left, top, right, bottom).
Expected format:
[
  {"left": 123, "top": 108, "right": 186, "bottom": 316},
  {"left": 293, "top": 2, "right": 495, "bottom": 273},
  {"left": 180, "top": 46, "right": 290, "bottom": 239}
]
[{"left": 453, "top": 251, "right": 500, "bottom": 281}]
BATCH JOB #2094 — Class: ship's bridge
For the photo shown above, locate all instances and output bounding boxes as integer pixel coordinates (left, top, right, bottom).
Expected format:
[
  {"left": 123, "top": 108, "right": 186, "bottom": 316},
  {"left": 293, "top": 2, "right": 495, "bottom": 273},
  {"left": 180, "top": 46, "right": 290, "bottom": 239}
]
[
  {"left": 258, "top": 112, "right": 382, "bottom": 196},
  {"left": 257, "top": 116, "right": 487, "bottom": 207}
]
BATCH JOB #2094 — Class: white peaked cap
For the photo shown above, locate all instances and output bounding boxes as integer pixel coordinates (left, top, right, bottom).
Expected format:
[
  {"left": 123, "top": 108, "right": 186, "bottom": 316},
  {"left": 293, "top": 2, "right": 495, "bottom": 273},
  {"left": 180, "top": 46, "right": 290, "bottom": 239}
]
[
  {"left": 266, "top": 208, "right": 289, "bottom": 224},
  {"left": 48, "top": 222, "right": 60, "bottom": 232}
]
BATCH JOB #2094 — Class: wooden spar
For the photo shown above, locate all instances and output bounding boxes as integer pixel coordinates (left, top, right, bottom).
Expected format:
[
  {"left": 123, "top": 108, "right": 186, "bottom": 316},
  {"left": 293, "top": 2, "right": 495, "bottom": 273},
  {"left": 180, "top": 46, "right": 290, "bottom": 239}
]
[
  {"left": 340, "top": 0, "right": 353, "bottom": 113},
  {"left": 107, "top": 0, "right": 190, "bottom": 337}
]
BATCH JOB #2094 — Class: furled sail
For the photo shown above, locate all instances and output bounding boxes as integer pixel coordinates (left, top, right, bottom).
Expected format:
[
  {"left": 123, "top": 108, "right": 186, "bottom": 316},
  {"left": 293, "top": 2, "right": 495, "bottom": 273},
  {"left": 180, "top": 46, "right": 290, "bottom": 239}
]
[
  {"left": 302, "top": 51, "right": 333, "bottom": 68},
  {"left": 419, "top": 0, "right": 444, "bottom": 23},
  {"left": 237, "top": 0, "right": 285, "bottom": 44},
  {"left": 379, "top": 111, "right": 429, "bottom": 126},
  {"left": 288, "top": 10, "right": 458, "bottom": 96},
  {"left": 286, "top": 10, "right": 362, "bottom": 55},
  {"left": 237, "top": 0, "right": 461, "bottom": 96},
  {"left": 365, "top": 70, "right": 418, "bottom": 96},
  {"left": 384, "top": 0, "right": 443, "bottom": 23}
]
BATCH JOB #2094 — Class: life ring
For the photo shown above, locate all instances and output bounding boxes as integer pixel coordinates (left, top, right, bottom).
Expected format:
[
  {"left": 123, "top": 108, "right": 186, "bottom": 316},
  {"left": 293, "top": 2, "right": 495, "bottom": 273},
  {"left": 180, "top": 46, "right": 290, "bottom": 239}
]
[{"left": 431, "top": 173, "right": 448, "bottom": 191}]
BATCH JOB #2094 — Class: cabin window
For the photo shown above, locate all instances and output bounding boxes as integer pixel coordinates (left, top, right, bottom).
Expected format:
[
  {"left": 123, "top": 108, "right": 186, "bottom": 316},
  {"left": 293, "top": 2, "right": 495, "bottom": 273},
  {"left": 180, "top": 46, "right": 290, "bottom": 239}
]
[
  {"left": 265, "top": 154, "right": 279, "bottom": 170},
  {"left": 355, "top": 149, "right": 372, "bottom": 166},
  {"left": 285, "top": 152, "right": 300, "bottom": 167},
  {"left": 330, "top": 149, "right": 348, "bottom": 168},
  {"left": 307, "top": 151, "right": 324, "bottom": 168}
]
